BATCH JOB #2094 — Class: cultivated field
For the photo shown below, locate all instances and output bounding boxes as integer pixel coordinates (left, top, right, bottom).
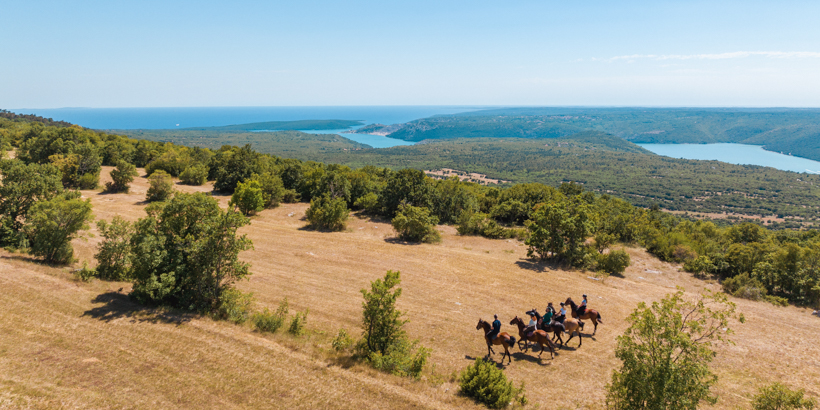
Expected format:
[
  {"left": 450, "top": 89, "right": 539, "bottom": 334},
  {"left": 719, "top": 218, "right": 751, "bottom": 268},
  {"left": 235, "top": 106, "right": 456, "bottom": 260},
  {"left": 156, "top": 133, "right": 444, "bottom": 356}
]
[{"left": 1, "top": 166, "right": 818, "bottom": 409}]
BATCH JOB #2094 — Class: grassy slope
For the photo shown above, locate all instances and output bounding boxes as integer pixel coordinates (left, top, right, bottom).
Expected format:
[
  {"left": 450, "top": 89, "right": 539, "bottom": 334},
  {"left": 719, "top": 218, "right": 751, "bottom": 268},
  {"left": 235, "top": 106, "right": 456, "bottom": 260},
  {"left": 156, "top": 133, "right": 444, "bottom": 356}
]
[{"left": 1, "top": 167, "right": 818, "bottom": 409}]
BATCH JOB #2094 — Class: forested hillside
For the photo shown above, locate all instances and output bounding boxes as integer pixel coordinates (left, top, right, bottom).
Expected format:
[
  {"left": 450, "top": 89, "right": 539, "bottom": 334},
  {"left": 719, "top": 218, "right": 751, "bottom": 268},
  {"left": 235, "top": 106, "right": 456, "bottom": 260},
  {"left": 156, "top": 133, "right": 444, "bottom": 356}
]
[
  {"left": 317, "top": 137, "right": 820, "bottom": 226},
  {"left": 105, "top": 126, "right": 820, "bottom": 225},
  {"left": 363, "top": 108, "right": 820, "bottom": 161}
]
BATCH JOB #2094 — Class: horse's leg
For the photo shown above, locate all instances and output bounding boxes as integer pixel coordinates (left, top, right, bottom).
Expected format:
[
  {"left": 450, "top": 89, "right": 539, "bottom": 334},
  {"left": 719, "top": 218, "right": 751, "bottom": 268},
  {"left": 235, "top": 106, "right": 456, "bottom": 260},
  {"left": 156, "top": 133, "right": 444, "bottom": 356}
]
[{"left": 593, "top": 320, "right": 598, "bottom": 336}]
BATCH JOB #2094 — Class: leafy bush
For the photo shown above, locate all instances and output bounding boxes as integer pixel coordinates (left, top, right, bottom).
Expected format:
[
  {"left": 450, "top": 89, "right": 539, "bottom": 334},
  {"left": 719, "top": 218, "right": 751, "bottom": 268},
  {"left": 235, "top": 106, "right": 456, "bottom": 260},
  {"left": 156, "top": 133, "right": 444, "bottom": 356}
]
[
  {"left": 353, "top": 192, "right": 380, "bottom": 214},
  {"left": 254, "top": 172, "right": 285, "bottom": 208},
  {"left": 305, "top": 194, "right": 348, "bottom": 231},
  {"left": 146, "top": 170, "right": 174, "bottom": 202},
  {"left": 721, "top": 273, "right": 787, "bottom": 306},
  {"left": 459, "top": 358, "right": 526, "bottom": 408},
  {"left": 26, "top": 191, "right": 93, "bottom": 264},
  {"left": 94, "top": 217, "right": 134, "bottom": 280},
  {"left": 49, "top": 143, "right": 101, "bottom": 189},
  {"left": 253, "top": 298, "right": 289, "bottom": 333},
  {"left": 215, "top": 288, "right": 254, "bottom": 324},
  {"left": 683, "top": 255, "right": 715, "bottom": 279},
  {"left": 105, "top": 160, "right": 138, "bottom": 193},
  {"left": 457, "top": 211, "right": 511, "bottom": 239},
  {"left": 392, "top": 203, "right": 440, "bottom": 243},
  {"left": 179, "top": 164, "right": 208, "bottom": 185},
  {"left": 281, "top": 189, "right": 300, "bottom": 203},
  {"left": 753, "top": 382, "right": 817, "bottom": 410},
  {"left": 367, "top": 337, "right": 430, "bottom": 378},
  {"left": 145, "top": 149, "right": 191, "bottom": 177},
  {"left": 75, "top": 262, "right": 96, "bottom": 282},
  {"left": 288, "top": 309, "right": 309, "bottom": 336},
  {"left": 230, "top": 179, "right": 265, "bottom": 216},
  {"left": 332, "top": 328, "right": 354, "bottom": 351},
  {"left": 598, "top": 249, "right": 631, "bottom": 276}
]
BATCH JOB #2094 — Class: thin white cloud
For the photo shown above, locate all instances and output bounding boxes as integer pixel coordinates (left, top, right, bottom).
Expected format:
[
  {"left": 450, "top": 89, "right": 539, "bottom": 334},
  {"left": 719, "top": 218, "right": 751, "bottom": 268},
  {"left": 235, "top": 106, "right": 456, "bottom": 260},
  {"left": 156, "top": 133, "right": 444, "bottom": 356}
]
[{"left": 605, "top": 51, "right": 820, "bottom": 62}]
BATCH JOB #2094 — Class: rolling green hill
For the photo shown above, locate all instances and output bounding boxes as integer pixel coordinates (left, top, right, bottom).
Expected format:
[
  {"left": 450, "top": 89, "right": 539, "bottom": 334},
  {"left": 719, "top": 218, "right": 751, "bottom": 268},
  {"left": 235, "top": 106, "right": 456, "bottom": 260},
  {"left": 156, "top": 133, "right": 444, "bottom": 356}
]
[{"left": 365, "top": 108, "right": 820, "bottom": 161}]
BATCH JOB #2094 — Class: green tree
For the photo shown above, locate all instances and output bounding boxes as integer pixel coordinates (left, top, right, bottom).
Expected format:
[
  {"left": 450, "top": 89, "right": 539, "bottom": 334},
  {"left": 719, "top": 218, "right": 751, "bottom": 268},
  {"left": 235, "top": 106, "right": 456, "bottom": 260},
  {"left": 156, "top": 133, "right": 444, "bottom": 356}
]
[
  {"left": 752, "top": 383, "right": 817, "bottom": 410},
  {"left": 146, "top": 169, "right": 174, "bottom": 202},
  {"left": 606, "top": 290, "right": 743, "bottom": 410},
  {"left": 49, "top": 143, "right": 102, "bottom": 189},
  {"left": 179, "top": 164, "right": 208, "bottom": 185},
  {"left": 105, "top": 160, "right": 138, "bottom": 193},
  {"left": 253, "top": 172, "right": 285, "bottom": 207},
  {"left": 230, "top": 179, "right": 265, "bottom": 216},
  {"left": 391, "top": 203, "right": 440, "bottom": 243},
  {"left": 305, "top": 194, "right": 349, "bottom": 231},
  {"left": 130, "top": 193, "right": 253, "bottom": 312},
  {"left": 360, "top": 270, "right": 406, "bottom": 355},
  {"left": 209, "top": 144, "right": 267, "bottom": 192},
  {"left": 0, "top": 160, "right": 63, "bottom": 246},
  {"left": 525, "top": 196, "right": 594, "bottom": 266},
  {"left": 94, "top": 217, "right": 134, "bottom": 280},
  {"left": 26, "top": 191, "right": 93, "bottom": 264},
  {"left": 380, "top": 169, "right": 436, "bottom": 217}
]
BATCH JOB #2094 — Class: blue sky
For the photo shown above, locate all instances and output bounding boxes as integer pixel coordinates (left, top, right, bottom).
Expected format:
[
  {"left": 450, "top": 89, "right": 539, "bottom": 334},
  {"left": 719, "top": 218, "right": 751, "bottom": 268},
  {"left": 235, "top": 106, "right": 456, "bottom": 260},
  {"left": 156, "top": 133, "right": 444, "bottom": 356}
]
[{"left": 4, "top": 0, "right": 820, "bottom": 107}]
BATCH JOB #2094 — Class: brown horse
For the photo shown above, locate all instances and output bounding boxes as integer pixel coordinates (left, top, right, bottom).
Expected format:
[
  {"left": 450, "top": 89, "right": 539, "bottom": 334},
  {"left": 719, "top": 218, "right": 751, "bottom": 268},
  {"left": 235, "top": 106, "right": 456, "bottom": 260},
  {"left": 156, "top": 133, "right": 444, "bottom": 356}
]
[
  {"left": 509, "top": 316, "right": 554, "bottom": 359},
  {"left": 561, "top": 318, "right": 584, "bottom": 348},
  {"left": 476, "top": 319, "right": 516, "bottom": 364},
  {"left": 565, "top": 297, "right": 603, "bottom": 335},
  {"left": 527, "top": 309, "right": 565, "bottom": 347}
]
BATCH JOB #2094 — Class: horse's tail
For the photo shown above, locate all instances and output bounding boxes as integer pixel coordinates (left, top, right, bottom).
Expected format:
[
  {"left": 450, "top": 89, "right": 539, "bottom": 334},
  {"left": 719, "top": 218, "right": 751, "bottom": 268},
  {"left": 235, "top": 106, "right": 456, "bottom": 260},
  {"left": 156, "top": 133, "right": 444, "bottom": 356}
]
[
  {"left": 508, "top": 336, "right": 516, "bottom": 348},
  {"left": 597, "top": 312, "right": 603, "bottom": 323}
]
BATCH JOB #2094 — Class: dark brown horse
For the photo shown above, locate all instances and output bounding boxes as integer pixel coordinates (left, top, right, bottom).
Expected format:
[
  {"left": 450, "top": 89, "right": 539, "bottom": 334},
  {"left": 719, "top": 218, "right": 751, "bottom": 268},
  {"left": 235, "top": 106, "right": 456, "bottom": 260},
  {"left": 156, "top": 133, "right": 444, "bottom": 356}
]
[
  {"left": 476, "top": 319, "right": 516, "bottom": 364},
  {"left": 527, "top": 309, "right": 565, "bottom": 347},
  {"left": 565, "top": 297, "right": 603, "bottom": 336},
  {"left": 509, "top": 316, "right": 554, "bottom": 359}
]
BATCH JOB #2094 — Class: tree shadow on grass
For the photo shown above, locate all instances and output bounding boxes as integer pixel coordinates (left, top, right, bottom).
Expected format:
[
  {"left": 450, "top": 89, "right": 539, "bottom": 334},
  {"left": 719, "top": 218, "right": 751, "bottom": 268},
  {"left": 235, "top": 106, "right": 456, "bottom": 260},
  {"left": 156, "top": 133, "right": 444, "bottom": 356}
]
[
  {"left": 383, "top": 237, "right": 424, "bottom": 246},
  {"left": 82, "top": 291, "right": 194, "bottom": 325},
  {"left": 514, "top": 258, "right": 560, "bottom": 273}
]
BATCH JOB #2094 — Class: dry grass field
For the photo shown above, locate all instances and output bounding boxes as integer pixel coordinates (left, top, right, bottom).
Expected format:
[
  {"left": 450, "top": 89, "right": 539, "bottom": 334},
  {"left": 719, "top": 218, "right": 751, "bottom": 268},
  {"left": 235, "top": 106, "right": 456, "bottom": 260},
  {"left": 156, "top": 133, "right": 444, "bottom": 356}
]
[{"left": 2, "top": 166, "right": 819, "bottom": 409}]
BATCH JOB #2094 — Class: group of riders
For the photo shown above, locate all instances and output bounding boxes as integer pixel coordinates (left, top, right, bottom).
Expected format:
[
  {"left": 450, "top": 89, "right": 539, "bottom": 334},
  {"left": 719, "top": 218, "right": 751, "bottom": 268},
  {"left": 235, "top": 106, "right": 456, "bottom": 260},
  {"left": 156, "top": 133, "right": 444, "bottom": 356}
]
[{"left": 485, "top": 294, "right": 590, "bottom": 342}]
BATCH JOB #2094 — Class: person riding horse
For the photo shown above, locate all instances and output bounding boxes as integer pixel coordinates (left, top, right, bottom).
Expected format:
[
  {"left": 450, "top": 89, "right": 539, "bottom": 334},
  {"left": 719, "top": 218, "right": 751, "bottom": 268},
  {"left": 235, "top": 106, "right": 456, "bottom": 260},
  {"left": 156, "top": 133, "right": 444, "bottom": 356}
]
[
  {"left": 577, "top": 294, "right": 588, "bottom": 316},
  {"left": 486, "top": 314, "right": 502, "bottom": 340},
  {"left": 555, "top": 302, "right": 567, "bottom": 323}
]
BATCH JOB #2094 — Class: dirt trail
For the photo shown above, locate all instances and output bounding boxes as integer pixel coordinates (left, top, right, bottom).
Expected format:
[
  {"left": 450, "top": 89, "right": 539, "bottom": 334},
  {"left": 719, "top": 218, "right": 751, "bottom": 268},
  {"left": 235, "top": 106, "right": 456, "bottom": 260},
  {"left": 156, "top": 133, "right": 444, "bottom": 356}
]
[{"left": 1, "top": 166, "right": 818, "bottom": 408}]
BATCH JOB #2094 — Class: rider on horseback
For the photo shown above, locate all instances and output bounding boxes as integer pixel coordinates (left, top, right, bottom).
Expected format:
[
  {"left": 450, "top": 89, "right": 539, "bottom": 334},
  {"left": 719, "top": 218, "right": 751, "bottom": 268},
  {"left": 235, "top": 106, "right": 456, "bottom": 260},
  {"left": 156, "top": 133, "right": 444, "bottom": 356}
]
[
  {"left": 556, "top": 303, "right": 567, "bottom": 323},
  {"left": 544, "top": 302, "right": 555, "bottom": 327},
  {"left": 578, "top": 294, "right": 588, "bottom": 317},
  {"left": 486, "top": 314, "right": 501, "bottom": 340},
  {"left": 526, "top": 315, "right": 537, "bottom": 338}
]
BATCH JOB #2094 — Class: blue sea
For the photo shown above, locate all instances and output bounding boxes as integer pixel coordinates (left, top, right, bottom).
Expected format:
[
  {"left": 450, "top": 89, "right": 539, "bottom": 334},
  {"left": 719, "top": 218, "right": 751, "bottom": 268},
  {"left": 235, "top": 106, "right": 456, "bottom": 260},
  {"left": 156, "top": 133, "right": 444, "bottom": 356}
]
[
  {"left": 638, "top": 143, "right": 820, "bottom": 174},
  {"left": 12, "top": 106, "right": 488, "bottom": 149}
]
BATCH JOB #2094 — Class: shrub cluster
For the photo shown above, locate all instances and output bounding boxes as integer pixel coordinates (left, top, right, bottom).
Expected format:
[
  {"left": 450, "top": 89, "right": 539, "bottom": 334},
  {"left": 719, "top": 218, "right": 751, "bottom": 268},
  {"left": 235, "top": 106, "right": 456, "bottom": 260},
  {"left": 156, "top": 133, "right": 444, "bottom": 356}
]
[
  {"left": 392, "top": 203, "right": 440, "bottom": 243},
  {"left": 459, "top": 358, "right": 526, "bottom": 409},
  {"left": 306, "top": 194, "right": 349, "bottom": 231}
]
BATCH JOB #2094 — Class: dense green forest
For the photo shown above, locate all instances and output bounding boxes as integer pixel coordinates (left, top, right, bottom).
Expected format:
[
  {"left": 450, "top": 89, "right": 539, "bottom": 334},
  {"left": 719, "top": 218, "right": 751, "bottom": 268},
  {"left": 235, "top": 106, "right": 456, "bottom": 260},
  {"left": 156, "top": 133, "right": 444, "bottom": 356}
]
[
  {"left": 109, "top": 128, "right": 820, "bottom": 226},
  {"left": 2, "top": 113, "right": 819, "bottom": 308},
  {"left": 360, "top": 108, "right": 820, "bottom": 161},
  {"left": 111, "top": 129, "right": 368, "bottom": 156},
  {"left": 315, "top": 136, "right": 820, "bottom": 227}
]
